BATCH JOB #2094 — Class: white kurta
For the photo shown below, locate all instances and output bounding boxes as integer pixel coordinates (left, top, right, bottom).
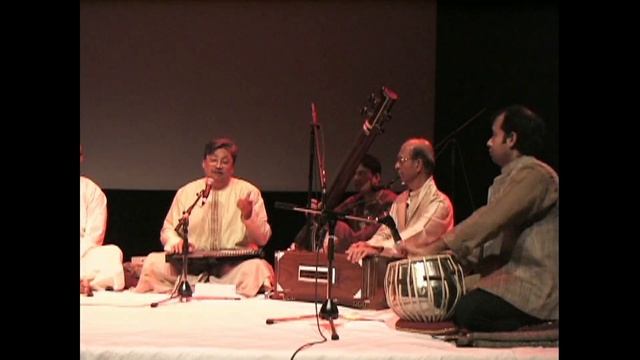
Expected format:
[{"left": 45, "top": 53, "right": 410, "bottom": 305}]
[
  {"left": 80, "top": 176, "right": 124, "bottom": 290},
  {"left": 135, "top": 177, "right": 274, "bottom": 297},
  {"left": 160, "top": 177, "right": 271, "bottom": 251}
]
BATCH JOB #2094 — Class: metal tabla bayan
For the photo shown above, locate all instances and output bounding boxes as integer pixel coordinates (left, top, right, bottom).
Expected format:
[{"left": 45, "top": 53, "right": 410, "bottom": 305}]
[{"left": 385, "top": 254, "right": 466, "bottom": 322}]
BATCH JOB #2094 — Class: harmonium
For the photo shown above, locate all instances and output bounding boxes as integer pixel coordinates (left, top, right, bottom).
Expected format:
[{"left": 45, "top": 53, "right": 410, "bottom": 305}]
[{"left": 272, "top": 250, "right": 391, "bottom": 310}]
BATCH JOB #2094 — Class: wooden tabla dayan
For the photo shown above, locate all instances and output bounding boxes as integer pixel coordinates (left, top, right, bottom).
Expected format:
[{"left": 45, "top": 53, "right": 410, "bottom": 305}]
[{"left": 385, "top": 254, "right": 466, "bottom": 323}]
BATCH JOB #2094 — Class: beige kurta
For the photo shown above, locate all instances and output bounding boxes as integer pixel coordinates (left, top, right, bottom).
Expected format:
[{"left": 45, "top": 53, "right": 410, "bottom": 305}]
[
  {"left": 444, "top": 156, "right": 559, "bottom": 320},
  {"left": 367, "top": 177, "right": 454, "bottom": 256}
]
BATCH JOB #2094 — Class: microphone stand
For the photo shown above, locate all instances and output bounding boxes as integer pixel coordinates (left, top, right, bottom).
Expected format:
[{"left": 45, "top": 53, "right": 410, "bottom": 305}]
[
  {"left": 150, "top": 189, "right": 204, "bottom": 308},
  {"left": 314, "top": 103, "right": 328, "bottom": 252},
  {"left": 294, "top": 103, "right": 325, "bottom": 251},
  {"left": 435, "top": 108, "right": 486, "bottom": 212},
  {"left": 320, "top": 212, "right": 339, "bottom": 340},
  {"left": 267, "top": 202, "right": 396, "bottom": 340},
  {"left": 304, "top": 104, "right": 319, "bottom": 250}
]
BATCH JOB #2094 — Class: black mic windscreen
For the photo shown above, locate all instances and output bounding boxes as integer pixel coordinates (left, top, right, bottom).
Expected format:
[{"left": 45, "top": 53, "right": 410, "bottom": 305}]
[
  {"left": 203, "top": 178, "right": 214, "bottom": 196},
  {"left": 201, "top": 177, "right": 214, "bottom": 205}
]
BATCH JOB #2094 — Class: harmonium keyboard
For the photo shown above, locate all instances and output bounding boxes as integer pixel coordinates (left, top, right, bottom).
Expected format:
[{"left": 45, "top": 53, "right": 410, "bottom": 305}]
[{"left": 272, "top": 250, "right": 392, "bottom": 310}]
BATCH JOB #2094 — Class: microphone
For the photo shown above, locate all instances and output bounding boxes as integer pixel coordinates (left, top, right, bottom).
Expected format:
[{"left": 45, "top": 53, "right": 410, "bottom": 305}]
[
  {"left": 375, "top": 176, "right": 402, "bottom": 191},
  {"left": 201, "top": 177, "right": 214, "bottom": 205},
  {"left": 377, "top": 213, "right": 402, "bottom": 244}
]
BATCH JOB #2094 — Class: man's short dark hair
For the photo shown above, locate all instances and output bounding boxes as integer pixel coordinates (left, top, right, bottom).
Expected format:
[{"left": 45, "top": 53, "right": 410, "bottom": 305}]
[
  {"left": 204, "top": 138, "right": 239, "bottom": 163},
  {"left": 495, "top": 105, "right": 546, "bottom": 156}
]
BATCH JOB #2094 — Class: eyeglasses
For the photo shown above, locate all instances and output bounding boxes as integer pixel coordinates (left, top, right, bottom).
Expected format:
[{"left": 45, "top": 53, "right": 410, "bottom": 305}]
[
  {"left": 396, "top": 156, "right": 412, "bottom": 165},
  {"left": 206, "top": 157, "right": 232, "bottom": 167}
]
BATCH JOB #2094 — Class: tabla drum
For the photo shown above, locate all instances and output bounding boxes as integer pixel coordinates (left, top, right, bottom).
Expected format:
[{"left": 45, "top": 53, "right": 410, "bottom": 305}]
[{"left": 385, "top": 254, "right": 466, "bottom": 322}]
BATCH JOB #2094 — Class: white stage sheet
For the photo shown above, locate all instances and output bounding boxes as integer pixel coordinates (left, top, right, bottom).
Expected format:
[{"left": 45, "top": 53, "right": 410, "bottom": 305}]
[{"left": 80, "top": 291, "right": 558, "bottom": 360}]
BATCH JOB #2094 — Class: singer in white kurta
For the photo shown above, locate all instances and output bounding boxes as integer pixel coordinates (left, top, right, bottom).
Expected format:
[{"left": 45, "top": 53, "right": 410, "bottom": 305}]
[
  {"left": 134, "top": 138, "right": 274, "bottom": 297},
  {"left": 80, "top": 175, "right": 125, "bottom": 291}
]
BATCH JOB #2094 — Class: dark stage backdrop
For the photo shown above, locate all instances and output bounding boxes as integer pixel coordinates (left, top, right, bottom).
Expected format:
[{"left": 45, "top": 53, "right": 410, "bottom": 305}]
[
  {"left": 434, "top": 2, "right": 558, "bottom": 223},
  {"left": 80, "top": 1, "right": 437, "bottom": 191}
]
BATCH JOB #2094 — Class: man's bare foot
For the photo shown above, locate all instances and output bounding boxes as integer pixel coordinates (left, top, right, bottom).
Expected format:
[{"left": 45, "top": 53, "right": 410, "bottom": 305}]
[{"left": 80, "top": 279, "right": 93, "bottom": 297}]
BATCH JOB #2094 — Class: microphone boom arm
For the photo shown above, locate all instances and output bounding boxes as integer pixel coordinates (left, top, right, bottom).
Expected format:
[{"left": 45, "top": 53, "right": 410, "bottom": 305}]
[
  {"left": 175, "top": 190, "right": 205, "bottom": 233},
  {"left": 275, "top": 202, "right": 400, "bottom": 241}
]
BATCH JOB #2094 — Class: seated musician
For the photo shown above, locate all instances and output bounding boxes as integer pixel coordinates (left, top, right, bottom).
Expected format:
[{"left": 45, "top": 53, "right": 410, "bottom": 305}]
[
  {"left": 80, "top": 144, "right": 125, "bottom": 293},
  {"left": 398, "top": 106, "right": 558, "bottom": 332},
  {"left": 315, "top": 154, "right": 397, "bottom": 253},
  {"left": 133, "top": 138, "right": 274, "bottom": 297},
  {"left": 346, "top": 138, "right": 454, "bottom": 263}
]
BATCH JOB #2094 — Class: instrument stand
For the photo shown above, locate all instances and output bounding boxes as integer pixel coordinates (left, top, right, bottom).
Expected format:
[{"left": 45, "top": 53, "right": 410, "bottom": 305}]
[
  {"left": 150, "top": 222, "right": 192, "bottom": 307},
  {"left": 176, "top": 217, "right": 194, "bottom": 299},
  {"left": 151, "top": 190, "right": 203, "bottom": 308}
]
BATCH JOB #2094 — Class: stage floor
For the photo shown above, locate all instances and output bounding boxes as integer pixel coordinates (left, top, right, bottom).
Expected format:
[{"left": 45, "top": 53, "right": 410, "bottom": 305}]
[{"left": 81, "top": 291, "right": 558, "bottom": 360}]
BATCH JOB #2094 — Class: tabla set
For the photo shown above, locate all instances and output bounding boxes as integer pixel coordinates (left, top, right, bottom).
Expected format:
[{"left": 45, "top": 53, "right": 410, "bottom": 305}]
[{"left": 384, "top": 254, "right": 466, "bottom": 324}]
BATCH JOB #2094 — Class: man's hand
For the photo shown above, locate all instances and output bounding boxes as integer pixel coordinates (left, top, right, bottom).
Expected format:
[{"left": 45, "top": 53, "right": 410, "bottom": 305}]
[
  {"left": 346, "top": 241, "right": 382, "bottom": 263},
  {"left": 80, "top": 279, "right": 93, "bottom": 297},
  {"left": 237, "top": 192, "right": 254, "bottom": 220},
  {"left": 166, "top": 239, "right": 196, "bottom": 254},
  {"left": 393, "top": 242, "right": 409, "bottom": 258},
  {"left": 310, "top": 198, "right": 322, "bottom": 210}
]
